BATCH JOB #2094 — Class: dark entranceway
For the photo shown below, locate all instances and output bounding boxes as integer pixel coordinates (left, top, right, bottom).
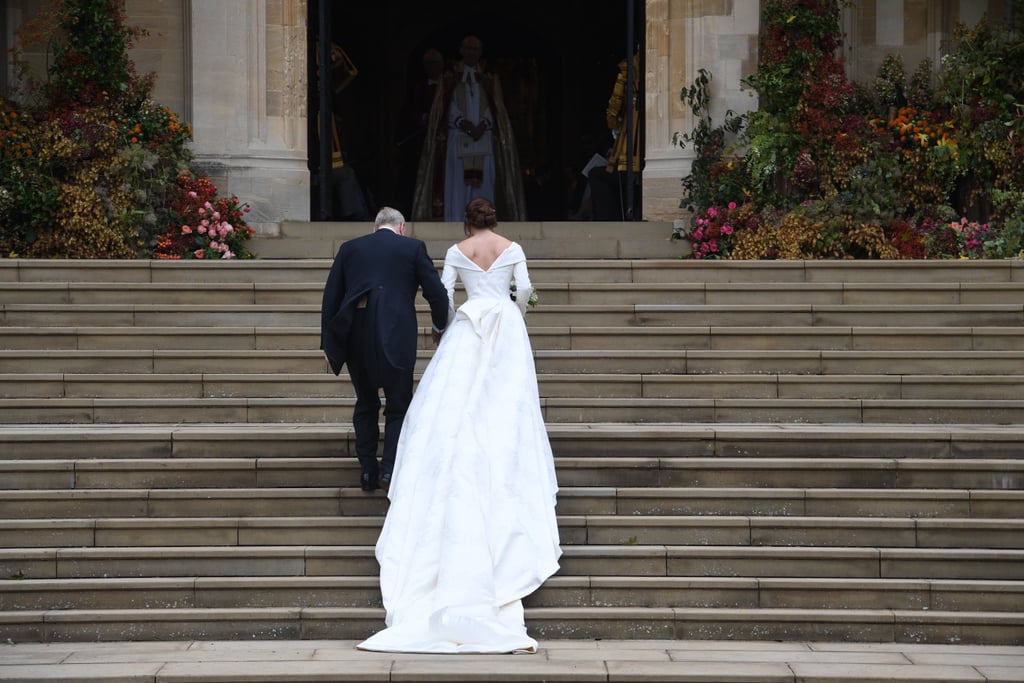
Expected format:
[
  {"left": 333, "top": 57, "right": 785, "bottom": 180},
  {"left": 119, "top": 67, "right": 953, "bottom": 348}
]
[{"left": 308, "top": 0, "right": 643, "bottom": 221}]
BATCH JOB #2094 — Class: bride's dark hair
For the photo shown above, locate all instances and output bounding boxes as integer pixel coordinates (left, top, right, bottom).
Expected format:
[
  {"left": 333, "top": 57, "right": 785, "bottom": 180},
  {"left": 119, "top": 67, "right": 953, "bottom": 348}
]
[{"left": 464, "top": 197, "right": 498, "bottom": 231}]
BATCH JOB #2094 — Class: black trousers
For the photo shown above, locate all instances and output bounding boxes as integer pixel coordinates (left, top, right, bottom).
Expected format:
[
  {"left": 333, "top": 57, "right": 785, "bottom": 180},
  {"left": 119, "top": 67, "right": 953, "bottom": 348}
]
[{"left": 346, "top": 310, "right": 414, "bottom": 478}]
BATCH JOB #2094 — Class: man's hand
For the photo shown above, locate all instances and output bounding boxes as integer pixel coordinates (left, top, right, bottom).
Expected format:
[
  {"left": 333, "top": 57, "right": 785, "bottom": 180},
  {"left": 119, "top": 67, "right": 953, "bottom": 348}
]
[{"left": 431, "top": 329, "right": 443, "bottom": 345}]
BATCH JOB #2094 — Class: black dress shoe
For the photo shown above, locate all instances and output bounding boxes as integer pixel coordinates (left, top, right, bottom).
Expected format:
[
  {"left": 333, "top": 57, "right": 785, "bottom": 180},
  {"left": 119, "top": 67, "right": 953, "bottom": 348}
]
[
  {"left": 380, "top": 472, "right": 391, "bottom": 490},
  {"left": 360, "top": 471, "right": 379, "bottom": 491}
]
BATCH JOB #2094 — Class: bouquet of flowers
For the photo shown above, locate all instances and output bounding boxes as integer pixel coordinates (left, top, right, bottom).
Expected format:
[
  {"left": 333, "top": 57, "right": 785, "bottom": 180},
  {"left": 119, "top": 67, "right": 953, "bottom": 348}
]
[{"left": 509, "top": 283, "right": 539, "bottom": 307}]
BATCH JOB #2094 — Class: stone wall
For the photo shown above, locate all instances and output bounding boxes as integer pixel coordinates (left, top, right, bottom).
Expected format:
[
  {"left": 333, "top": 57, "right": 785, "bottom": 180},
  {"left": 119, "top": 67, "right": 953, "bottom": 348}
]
[{"left": 843, "top": 0, "right": 1005, "bottom": 86}]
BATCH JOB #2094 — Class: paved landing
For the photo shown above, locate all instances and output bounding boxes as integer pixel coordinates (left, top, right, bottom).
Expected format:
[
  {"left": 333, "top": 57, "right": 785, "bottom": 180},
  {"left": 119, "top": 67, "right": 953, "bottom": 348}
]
[{"left": 1, "top": 639, "right": 1023, "bottom": 682}]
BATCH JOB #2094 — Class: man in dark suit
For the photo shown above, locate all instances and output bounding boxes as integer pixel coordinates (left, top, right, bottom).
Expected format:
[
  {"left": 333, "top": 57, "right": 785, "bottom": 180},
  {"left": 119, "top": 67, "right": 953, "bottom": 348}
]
[{"left": 321, "top": 207, "right": 449, "bottom": 491}]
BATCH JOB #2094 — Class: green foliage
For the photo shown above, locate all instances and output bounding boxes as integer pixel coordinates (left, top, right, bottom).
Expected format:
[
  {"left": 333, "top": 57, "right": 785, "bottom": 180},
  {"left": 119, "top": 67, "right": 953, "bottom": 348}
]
[
  {"left": 984, "top": 190, "right": 1024, "bottom": 258},
  {"left": 937, "top": 18, "right": 1024, "bottom": 121},
  {"left": 673, "top": 69, "right": 746, "bottom": 217},
  {"left": 745, "top": 0, "right": 846, "bottom": 113},
  {"left": 1, "top": 0, "right": 252, "bottom": 260},
  {"left": 872, "top": 54, "right": 907, "bottom": 113},
  {"left": 45, "top": 0, "right": 149, "bottom": 107}
]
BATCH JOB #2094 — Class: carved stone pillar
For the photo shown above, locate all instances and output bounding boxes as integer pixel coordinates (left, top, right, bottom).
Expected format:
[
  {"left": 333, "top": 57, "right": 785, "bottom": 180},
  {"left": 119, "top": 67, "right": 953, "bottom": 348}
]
[
  {"left": 188, "top": 0, "right": 309, "bottom": 233},
  {"left": 642, "top": 0, "right": 759, "bottom": 222}
]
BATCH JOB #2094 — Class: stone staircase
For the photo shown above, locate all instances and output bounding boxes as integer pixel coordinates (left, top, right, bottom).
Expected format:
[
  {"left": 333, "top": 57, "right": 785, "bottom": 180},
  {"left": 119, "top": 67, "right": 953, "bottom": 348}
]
[{"left": 0, "top": 221, "right": 1022, "bottom": 647}]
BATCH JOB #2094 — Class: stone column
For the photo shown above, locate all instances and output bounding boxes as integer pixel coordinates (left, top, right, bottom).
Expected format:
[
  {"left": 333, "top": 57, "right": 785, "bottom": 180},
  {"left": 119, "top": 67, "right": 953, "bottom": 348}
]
[
  {"left": 643, "top": 0, "right": 759, "bottom": 222},
  {"left": 188, "top": 0, "right": 309, "bottom": 233}
]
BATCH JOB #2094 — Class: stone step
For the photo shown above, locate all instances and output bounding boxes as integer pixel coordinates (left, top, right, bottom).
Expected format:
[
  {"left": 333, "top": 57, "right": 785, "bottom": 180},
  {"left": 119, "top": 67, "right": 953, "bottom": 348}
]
[
  {"left": 2, "top": 576, "right": 1022, "bottom": 612},
  {"left": 3, "top": 256, "right": 1021, "bottom": 285},
  {"left": 6, "top": 350, "right": 1024, "bottom": 376},
  {"left": 4, "top": 423, "right": 1023, "bottom": 461},
  {"left": 2, "top": 451, "right": 1022, "bottom": 491},
  {"left": 4, "top": 545, "right": 1023, "bottom": 581},
  {"left": 3, "top": 257, "right": 1022, "bottom": 651},
  {"left": 1, "top": 513, "right": 1021, "bottom": 548},
  {"left": 6, "top": 280, "right": 1024, "bottom": 306},
  {"left": 0, "top": 490, "right": 1020, "bottom": 549},
  {"left": 3, "top": 396, "right": 1023, "bottom": 425},
  {"left": 3, "top": 605, "right": 1021, "bottom": 644},
  {"left": 7, "top": 640, "right": 1020, "bottom": 683},
  {"left": 4, "top": 324, "right": 1023, "bottom": 353},
  {"left": 3, "top": 350, "right": 1024, "bottom": 380},
  {"left": 4, "top": 302, "right": 1022, "bottom": 328},
  {"left": 3, "top": 372, "right": 1022, "bottom": 401},
  {"left": 255, "top": 221, "right": 688, "bottom": 260},
  {"left": 280, "top": 219, "right": 680, "bottom": 243}
]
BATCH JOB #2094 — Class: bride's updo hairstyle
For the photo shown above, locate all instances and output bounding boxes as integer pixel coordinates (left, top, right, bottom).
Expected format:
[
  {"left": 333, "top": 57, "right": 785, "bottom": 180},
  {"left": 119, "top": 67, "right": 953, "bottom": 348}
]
[{"left": 464, "top": 197, "right": 498, "bottom": 232}]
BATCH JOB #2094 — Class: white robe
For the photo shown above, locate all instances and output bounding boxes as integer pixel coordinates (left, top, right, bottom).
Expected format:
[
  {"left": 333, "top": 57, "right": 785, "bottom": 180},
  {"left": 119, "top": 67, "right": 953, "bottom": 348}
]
[
  {"left": 443, "top": 67, "right": 497, "bottom": 221},
  {"left": 358, "top": 242, "right": 561, "bottom": 654}
]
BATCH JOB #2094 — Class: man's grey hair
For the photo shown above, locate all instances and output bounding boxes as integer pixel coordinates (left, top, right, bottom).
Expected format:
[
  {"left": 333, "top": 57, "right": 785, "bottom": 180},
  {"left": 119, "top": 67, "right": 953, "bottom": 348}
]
[{"left": 375, "top": 207, "right": 405, "bottom": 230}]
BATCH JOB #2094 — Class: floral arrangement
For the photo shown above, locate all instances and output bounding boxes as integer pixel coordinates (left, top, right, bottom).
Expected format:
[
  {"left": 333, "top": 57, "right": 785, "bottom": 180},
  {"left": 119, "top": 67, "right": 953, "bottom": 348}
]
[
  {"left": 674, "top": 0, "right": 1024, "bottom": 261},
  {"left": 872, "top": 106, "right": 957, "bottom": 154},
  {"left": 154, "top": 171, "right": 254, "bottom": 260},
  {"left": 689, "top": 202, "right": 739, "bottom": 259},
  {"left": 510, "top": 283, "right": 539, "bottom": 307},
  {"left": 1, "top": 0, "right": 255, "bottom": 260}
]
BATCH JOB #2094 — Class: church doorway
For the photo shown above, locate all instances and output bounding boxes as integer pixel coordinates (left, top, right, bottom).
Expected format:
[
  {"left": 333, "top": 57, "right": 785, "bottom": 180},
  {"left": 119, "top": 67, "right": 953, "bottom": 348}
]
[{"left": 308, "top": 0, "right": 644, "bottom": 222}]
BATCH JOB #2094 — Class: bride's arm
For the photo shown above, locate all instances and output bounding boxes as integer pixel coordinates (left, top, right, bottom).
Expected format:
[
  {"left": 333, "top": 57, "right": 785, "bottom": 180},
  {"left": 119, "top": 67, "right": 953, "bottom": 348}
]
[
  {"left": 512, "top": 259, "right": 532, "bottom": 317},
  {"left": 441, "top": 255, "right": 458, "bottom": 324}
]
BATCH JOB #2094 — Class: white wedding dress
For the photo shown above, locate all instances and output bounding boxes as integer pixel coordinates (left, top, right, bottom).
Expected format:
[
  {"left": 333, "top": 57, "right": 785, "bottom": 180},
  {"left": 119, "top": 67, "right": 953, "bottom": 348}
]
[{"left": 357, "top": 242, "right": 562, "bottom": 654}]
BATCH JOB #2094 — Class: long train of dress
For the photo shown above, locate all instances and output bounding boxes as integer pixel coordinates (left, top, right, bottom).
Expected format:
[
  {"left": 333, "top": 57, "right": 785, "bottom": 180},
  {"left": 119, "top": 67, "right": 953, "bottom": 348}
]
[{"left": 357, "top": 242, "right": 561, "bottom": 654}]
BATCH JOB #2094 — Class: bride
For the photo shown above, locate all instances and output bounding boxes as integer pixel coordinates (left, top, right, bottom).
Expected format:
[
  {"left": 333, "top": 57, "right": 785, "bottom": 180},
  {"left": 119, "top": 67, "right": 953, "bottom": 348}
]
[{"left": 357, "top": 197, "right": 562, "bottom": 654}]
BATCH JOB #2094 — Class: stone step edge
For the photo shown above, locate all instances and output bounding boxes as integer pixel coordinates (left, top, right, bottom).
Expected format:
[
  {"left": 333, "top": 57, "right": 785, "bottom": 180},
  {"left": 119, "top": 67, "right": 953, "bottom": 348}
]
[
  {"left": 6, "top": 372, "right": 1024, "bottom": 382},
  {"left": 3, "top": 606, "right": 1022, "bottom": 637},
  {"left": 3, "top": 456, "right": 1023, "bottom": 472},
  {"left": 2, "top": 324, "right": 1021, "bottom": 334},
  {"left": 2, "top": 513, "right": 1021, "bottom": 527},
  {"left": 2, "top": 422, "right": 1023, "bottom": 442},
  {"left": 4, "top": 575, "right": 1021, "bottom": 593},
  {"left": 4, "top": 397, "right": 1024, "bottom": 407},
  {"left": 3, "top": 458, "right": 1023, "bottom": 476},
  {"left": 3, "top": 578, "right": 1022, "bottom": 614},
  {"left": 4, "top": 256, "right": 1021, "bottom": 277},
  {"left": 6, "top": 545, "right": 1023, "bottom": 559},
  {"left": 3, "top": 397, "right": 1024, "bottom": 427},
  {"left": 6, "top": 302, "right": 1024, "bottom": 312},
  {"left": 2, "top": 346, "right": 1024, "bottom": 359}
]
